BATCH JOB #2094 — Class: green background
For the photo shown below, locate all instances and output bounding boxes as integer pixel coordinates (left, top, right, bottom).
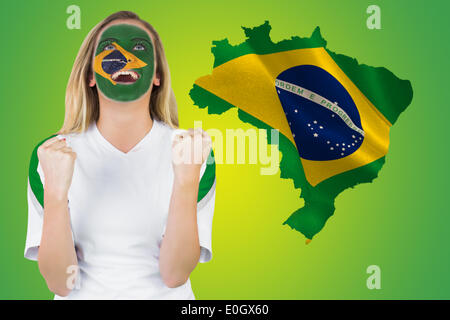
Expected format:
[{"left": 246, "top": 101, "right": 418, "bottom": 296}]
[{"left": 0, "top": 0, "right": 448, "bottom": 299}]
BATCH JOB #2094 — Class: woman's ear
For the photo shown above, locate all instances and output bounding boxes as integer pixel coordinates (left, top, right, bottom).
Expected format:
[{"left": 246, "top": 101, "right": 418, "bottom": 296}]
[
  {"left": 88, "top": 73, "right": 96, "bottom": 87},
  {"left": 153, "top": 74, "right": 160, "bottom": 86}
]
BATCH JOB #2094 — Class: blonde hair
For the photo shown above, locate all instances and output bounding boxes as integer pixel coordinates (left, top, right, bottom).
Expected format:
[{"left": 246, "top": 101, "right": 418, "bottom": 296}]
[{"left": 60, "top": 11, "right": 178, "bottom": 134}]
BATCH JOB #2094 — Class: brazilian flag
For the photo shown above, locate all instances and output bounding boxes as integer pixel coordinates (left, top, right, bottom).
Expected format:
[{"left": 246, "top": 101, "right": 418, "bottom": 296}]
[{"left": 190, "top": 21, "right": 413, "bottom": 241}]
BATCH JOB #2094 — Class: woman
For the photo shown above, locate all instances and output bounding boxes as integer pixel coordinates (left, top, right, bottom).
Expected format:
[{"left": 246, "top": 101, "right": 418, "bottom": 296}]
[{"left": 24, "top": 11, "right": 216, "bottom": 300}]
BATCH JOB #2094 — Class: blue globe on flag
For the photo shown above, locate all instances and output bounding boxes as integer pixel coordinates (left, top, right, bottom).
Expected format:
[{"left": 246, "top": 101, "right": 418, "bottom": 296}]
[{"left": 275, "top": 65, "right": 365, "bottom": 161}]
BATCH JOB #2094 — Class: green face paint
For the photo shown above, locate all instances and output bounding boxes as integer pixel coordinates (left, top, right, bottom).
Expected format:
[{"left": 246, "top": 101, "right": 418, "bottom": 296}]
[{"left": 93, "top": 24, "right": 155, "bottom": 102}]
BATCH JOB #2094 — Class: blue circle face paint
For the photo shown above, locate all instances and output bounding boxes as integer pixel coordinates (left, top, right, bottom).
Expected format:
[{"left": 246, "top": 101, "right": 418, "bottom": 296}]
[
  {"left": 275, "top": 65, "right": 365, "bottom": 161},
  {"left": 101, "top": 50, "right": 128, "bottom": 75}
]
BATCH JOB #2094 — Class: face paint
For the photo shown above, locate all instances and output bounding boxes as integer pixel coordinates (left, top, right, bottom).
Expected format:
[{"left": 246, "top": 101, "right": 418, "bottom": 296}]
[{"left": 93, "top": 24, "right": 155, "bottom": 102}]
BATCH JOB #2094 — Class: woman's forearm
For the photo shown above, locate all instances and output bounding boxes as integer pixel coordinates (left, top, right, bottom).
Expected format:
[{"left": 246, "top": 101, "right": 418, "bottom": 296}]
[
  {"left": 38, "top": 189, "right": 78, "bottom": 297},
  {"left": 159, "top": 179, "right": 201, "bottom": 288}
]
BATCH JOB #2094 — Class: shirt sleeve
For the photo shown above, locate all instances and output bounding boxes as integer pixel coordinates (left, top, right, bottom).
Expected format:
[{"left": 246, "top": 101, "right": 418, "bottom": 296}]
[
  {"left": 24, "top": 139, "right": 48, "bottom": 261},
  {"left": 161, "top": 150, "right": 216, "bottom": 264},
  {"left": 25, "top": 178, "right": 44, "bottom": 261},
  {"left": 196, "top": 151, "right": 216, "bottom": 263}
]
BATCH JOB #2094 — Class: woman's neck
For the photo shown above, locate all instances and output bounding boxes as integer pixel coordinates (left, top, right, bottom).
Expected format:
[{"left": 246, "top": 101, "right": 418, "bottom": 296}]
[{"left": 96, "top": 92, "right": 153, "bottom": 153}]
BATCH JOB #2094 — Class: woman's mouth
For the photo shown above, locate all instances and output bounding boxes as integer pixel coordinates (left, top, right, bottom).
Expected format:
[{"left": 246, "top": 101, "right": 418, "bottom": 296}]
[{"left": 111, "top": 70, "right": 140, "bottom": 84}]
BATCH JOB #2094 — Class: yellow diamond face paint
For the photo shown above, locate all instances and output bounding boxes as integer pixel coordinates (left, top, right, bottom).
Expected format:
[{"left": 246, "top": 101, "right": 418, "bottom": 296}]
[
  {"left": 94, "top": 42, "right": 147, "bottom": 85},
  {"left": 93, "top": 24, "right": 155, "bottom": 102}
]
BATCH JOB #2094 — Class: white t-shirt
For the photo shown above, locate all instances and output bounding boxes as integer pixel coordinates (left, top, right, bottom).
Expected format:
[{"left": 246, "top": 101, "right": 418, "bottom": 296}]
[{"left": 24, "top": 119, "right": 216, "bottom": 300}]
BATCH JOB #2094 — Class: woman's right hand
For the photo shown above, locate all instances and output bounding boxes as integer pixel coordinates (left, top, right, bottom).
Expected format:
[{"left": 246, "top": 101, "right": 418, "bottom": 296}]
[{"left": 37, "top": 136, "right": 77, "bottom": 201}]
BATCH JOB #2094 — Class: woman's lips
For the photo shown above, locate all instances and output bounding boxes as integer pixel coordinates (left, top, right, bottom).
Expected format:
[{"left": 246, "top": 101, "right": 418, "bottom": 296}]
[{"left": 111, "top": 70, "right": 140, "bottom": 84}]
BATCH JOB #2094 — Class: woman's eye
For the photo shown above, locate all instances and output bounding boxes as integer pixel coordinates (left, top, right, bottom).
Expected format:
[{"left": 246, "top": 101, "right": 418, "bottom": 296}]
[
  {"left": 133, "top": 44, "right": 146, "bottom": 51},
  {"left": 103, "top": 44, "right": 115, "bottom": 51}
]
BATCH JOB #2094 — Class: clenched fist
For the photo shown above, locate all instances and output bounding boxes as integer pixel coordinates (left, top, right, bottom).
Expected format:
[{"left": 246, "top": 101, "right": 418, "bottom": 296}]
[
  {"left": 37, "top": 136, "right": 77, "bottom": 201},
  {"left": 172, "top": 128, "right": 212, "bottom": 187}
]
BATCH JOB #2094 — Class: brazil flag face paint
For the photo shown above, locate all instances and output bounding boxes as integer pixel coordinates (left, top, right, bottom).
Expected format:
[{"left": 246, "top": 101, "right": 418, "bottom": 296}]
[{"left": 94, "top": 24, "right": 155, "bottom": 102}]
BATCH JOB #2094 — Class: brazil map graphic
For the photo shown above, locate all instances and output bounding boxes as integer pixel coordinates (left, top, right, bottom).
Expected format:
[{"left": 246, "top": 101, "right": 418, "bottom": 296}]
[{"left": 189, "top": 21, "right": 413, "bottom": 241}]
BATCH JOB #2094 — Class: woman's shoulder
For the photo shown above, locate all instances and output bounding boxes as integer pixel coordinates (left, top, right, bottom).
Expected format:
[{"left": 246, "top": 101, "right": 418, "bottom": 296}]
[
  {"left": 154, "top": 119, "right": 178, "bottom": 143},
  {"left": 155, "top": 119, "right": 176, "bottom": 133},
  {"left": 58, "top": 128, "right": 89, "bottom": 141}
]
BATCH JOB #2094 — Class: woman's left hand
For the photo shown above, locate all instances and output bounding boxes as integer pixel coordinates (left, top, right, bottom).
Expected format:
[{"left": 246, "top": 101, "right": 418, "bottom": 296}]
[{"left": 172, "top": 128, "right": 212, "bottom": 187}]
